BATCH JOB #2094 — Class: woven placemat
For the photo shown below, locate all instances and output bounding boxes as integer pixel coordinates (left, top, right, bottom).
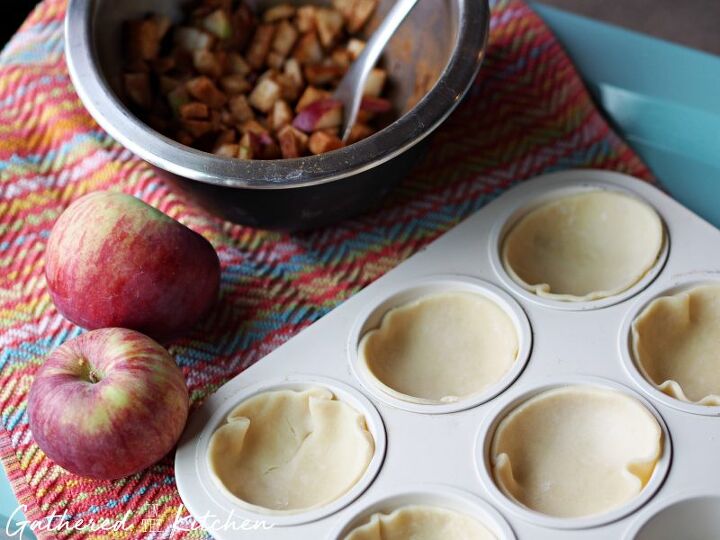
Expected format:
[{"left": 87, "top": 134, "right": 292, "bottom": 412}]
[{"left": 0, "top": 0, "right": 651, "bottom": 537}]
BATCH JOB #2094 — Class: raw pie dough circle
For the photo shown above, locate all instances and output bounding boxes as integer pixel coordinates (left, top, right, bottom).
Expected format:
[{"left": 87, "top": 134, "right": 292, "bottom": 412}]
[
  {"left": 344, "top": 505, "right": 496, "bottom": 540},
  {"left": 502, "top": 190, "right": 664, "bottom": 301},
  {"left": 491, "top": 386, "right": 662, "bottom": 518},
  {"left": 632, "top": 284, "right": 720, "bottom": 405},
  {"left": 359, "top": 292, "right": 519, "bottom": 404},
  {"left": 207, "top": 387, "right": 374, "bottom": 513}
]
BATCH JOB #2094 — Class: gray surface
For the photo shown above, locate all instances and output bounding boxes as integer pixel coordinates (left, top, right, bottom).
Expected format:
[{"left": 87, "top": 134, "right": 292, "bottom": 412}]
[{"left": 539, "top": 0, "right": 720, "bottom": 56}]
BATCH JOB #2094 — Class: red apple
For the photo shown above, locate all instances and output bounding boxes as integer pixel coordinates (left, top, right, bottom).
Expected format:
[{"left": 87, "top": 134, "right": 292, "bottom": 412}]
[
  {"left": 28, "top": 328, "right": 189, "bottom": 479},
  {"left": 45, "top": 191, "right": 220, "bottom": 342}
]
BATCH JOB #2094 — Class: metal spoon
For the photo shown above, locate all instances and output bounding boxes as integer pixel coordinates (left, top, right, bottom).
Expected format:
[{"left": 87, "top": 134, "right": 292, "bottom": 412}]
[{"left": 335, "top": 0, "right": 421, "bottom": 142}]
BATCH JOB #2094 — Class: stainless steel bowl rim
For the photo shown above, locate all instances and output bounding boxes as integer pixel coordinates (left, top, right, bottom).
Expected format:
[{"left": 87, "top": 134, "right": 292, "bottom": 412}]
[{"left": 65, "top": 0, "right": 489, "bottom": 190}]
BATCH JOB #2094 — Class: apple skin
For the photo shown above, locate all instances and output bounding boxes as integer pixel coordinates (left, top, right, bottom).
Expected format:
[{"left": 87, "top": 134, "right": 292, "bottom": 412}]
[
  {"left": 292, "top": 99, "right": 343, "bottom": 133},
  {"left": 45, "top": 191, "right": 220, "bottom": 342},
  {"left": 28, "top": 328, "right": 189, "bottom": 480}
]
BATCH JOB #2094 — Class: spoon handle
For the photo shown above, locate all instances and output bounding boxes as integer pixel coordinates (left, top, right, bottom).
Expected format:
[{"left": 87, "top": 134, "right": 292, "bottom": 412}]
[{"left": 336, "top": 0, "right": 421, "bottom": 141}]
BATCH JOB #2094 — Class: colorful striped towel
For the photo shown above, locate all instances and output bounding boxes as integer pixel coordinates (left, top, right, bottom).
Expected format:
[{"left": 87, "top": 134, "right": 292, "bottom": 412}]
[{"left": 0, "top": 0, "right": 650, "bottom": 537}]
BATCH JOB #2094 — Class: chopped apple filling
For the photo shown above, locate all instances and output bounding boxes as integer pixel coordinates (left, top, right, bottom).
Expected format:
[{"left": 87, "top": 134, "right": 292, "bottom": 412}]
[{"left": 122, "top": 0, "right": 392, "bottom": 159}]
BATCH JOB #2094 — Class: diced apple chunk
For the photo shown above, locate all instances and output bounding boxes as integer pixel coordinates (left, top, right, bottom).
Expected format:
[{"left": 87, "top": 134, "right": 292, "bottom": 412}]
[
  {"left": 292, "top": 32, "right": 323, "bottom": 64},
  {"left": 272, "top": 20, "right": 299, "bottom": 57},
  {"left": 182, "top": 119, "right": 213, "bottom": 138},
  {"left": 249, "top": 77, "right": 281, "bottom": 112},
  {"left": 186, "top": 76, "right": 227, "bottom": 108},
  {"left": 347, "top": 122, "right": 375, "bottom": 144},
  {"left": 238, "top": 132, "right": 260, "bottom": 159},
  {"left": 277, "top": 125, "right": 309, "bottom": 158},
  {"left": 296, "top": 86, "right": 331, "bottom": 112},
  {"left": 229, "top": 94, "right": 254, "bottom": 122},
  {"left": 193, "top": 49, "right": 222, "bottom": 78},
  {"left": 308, "top": 130, "right": 344, "bottom": 154},
  {"left": 304, "top": 63, "right": 345, "bottom": 85},
  {"left": 220, "top": 74, "right": 250, "bottom": 95},
  {"left": 203, "top": 9, "right": 232, "bottom": 39},
  {"left": 363, "top": 68, "right": 386, "bottom": 97},
  {"left": 296, "top": 6, "right": 318, "bottom": 33},
  {"left": 273, "top": 73, "right": 299, "bottom": 101},
  {"left": 174, "top": 27, "right": 214, "bottom": 52},
  {"left": 242, "top": 119, "right": 269, "bottom": 136},
  {"left": 283, "top": 58, "right": 304, "bottom": 87},
  {"left": 179, "top": 101, "right": 209, "bottom": 120},
  {"left": 246, "top": 24, "right": 276, "bottom": 69},
  {"left": 214, "top": 143, "right": 239, "bottom": 157},
  {"left": 292, "top": 99, "right": 343, "bottom": 132},
  {"left": 316, "top": 8, "right": 344, "bottom": 48},
  {"left": 270, "top": 100, "right": 293, "bottom": 130},
  {"left": 347, "top": 0, "right": 378, "bottom": 33},
  {"left": 263, "top": 4, "right": 296, "bottom": 22},
  {"left": 332, "top": 0, "right": 354, "bottom": 19},
  {"left": 347, "top": 38, "right": 365, "bottom": 60}
]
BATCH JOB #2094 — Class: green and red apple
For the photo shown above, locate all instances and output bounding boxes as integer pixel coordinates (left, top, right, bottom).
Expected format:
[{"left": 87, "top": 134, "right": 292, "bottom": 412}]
[
  {"left": 28, "top": 328, "right": 189, "bottom": 479},
  {"left": 45, "top": 191, "right": 220, "bottom": 342}
]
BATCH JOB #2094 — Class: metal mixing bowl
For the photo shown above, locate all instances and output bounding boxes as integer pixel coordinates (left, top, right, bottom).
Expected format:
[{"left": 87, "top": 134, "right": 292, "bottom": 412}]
[{"left": 65, "top": 0, "right": 488, "bottom": 230}]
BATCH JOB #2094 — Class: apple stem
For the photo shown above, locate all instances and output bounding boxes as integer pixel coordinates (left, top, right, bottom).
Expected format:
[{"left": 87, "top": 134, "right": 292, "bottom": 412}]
[{"left": 78, "top": 357, "right": 101, "bottom": 384}]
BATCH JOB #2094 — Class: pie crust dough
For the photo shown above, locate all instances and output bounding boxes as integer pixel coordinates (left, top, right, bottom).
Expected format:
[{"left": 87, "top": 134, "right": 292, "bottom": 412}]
[
  {"left": 359, "top": 292, "right": 519, "bottom": 404},
  {"left": 491, "top": 386, "right": 663, "bottom": 518},
  {"left": 632, "top": 284, "right": 720, "bottom": 405},
  {"left": 502, "top": 190, "right": 664, "bottom": 301},
  {"left": 207, "top": 387, "right": 374, "bottom": 513},
  {"left": 344, "top": 505, "right": 496, "bottom": 540}
]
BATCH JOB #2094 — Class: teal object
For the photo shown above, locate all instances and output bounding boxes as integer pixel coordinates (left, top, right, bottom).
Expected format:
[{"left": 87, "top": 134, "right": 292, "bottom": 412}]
[
  {"left": 0, "top": 3, "right": 718, "bottom": 532},
  {"left": 533, "top": 3, "right": 720, "bottom": 226}
]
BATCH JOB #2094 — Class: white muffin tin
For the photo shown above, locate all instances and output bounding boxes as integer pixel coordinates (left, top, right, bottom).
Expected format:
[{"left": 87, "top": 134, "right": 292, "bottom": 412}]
[{"left": 175, "top": 169, "right": 720, "bottom": 539}]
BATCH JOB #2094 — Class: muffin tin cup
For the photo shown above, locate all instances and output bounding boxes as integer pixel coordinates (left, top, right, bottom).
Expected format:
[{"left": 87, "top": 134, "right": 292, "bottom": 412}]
[
  {"left": 347, "top": 275, "right": 532, "bottom": 415},
  {"left": 327, "top": 484, "right": 516, "bottom": 539},
  {"left": 177, "top": 375, "right": 387, "bottom": 527},
  {"left": 619, "top": 273, "right": 720, "bottom": 417},
  {"left": 624, "top": 490, "right": 720, "bottom": 540},
  {"left": 175, "top": 169, "right": 720, "bottom": 539},
  {"left": 488, "top": 173, "right": 670, "bottom": 311},
  {"left": 474, "top": 376, "right": 672, "bottom": 531}
]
